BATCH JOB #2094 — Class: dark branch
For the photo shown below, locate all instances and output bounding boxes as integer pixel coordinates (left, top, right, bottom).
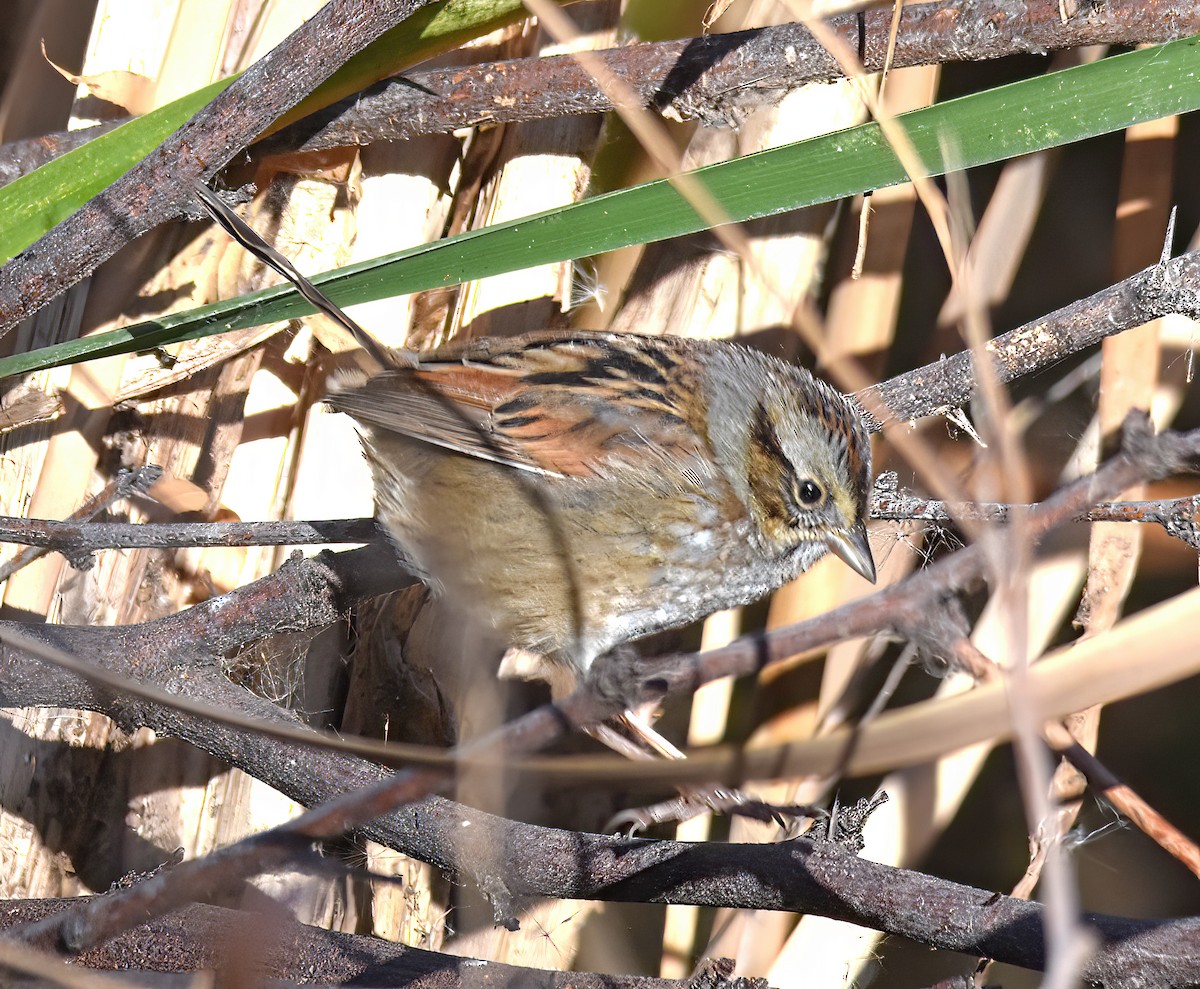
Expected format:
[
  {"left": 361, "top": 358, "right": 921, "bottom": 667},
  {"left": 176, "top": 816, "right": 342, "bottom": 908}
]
[
  {"left": 862, "top": 248, "right": 1200, "bottom": 428},
  {"left": 3, "top": 880, "right": 1199, "bottom": 989},
  {"left": 0, "top": 899, "right": 722, "bottom": 989},
  {"left": 261, "top": 0, "right": 1199, "bottom": 155},
  {"left": 3, "top": 0, "right": 1196, "bottom": 185},
  {"left": 5, "top": 613, "right": 1200, "bottom": 989}
]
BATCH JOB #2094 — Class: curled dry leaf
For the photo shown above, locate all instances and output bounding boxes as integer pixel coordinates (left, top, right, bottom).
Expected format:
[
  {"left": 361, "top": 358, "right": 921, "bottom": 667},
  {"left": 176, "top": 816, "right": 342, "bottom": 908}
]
[{"left": 40, "top": 39, "right": 156, "bottom": 115}]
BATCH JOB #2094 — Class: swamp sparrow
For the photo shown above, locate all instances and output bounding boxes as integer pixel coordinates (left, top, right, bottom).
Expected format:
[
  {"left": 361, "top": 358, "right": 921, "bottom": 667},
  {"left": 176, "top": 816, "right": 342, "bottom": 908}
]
[
  {"left": 327, "top": 331, "right": 876, "bottom": 695},
  {"left": 195, "top": 185, "right": 876, "bottom": 704}
]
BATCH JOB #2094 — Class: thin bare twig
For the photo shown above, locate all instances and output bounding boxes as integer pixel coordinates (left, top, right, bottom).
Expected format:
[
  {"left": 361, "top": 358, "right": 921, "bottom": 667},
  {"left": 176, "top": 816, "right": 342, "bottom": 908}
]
[
  {"left": 862, "top": 248, "right": 1200, "bottom": 428},
  {"left": 0, "top": 465, "right": 163, "bottom": 583},
  {"left": 872, "top": 489, "right": 1200, "bottom": 550},
  {"left": 0, "top": 517, "right": 382, "bottom": 557},
  {"left": 0, "top": 490, "right": 1193, "bottom": 566}
]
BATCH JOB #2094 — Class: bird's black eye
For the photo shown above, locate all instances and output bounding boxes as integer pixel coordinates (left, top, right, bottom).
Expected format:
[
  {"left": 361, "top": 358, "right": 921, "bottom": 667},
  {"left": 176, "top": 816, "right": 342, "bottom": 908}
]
[{"left": 797, "top": 479, "right": 823, "bottom": 506}]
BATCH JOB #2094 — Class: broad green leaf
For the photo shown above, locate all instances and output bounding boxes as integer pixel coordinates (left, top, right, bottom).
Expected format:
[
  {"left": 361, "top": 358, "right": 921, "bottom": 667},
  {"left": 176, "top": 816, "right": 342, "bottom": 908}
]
[
  {"left": 3, "top": 35, "right": 1198, "bottom": 378},
  {"left": 0, "top": 0, "right": 545, "bottom": 266},
  {"left": 0, "top": 80, "right": 230, "bottom": 267}
]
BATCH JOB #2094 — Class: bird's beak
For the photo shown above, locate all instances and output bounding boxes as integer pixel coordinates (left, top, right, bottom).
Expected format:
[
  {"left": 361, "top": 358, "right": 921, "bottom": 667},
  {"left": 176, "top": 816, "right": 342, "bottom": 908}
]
[{"left": 827, "top": 523, "right": 876, "bottom": 584}]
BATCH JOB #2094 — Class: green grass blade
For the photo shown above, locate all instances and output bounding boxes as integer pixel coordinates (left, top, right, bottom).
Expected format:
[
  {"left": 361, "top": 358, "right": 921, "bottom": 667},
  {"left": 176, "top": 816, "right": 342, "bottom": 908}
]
[
  {"left": 3, "top": 35, "right": 1198, "bottom": 378},
  {"left": 0, "top": 80, "right": 230, "bottom": 266}
]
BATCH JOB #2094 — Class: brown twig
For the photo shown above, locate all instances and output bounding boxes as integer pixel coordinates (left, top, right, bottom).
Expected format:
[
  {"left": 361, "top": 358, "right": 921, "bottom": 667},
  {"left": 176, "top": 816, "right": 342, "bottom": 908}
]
[
  {"left": 264, "top": 0, "right": 1197, "bottom": 152},
  {"left": 952, "top": 638, "right": 1200, "bottom": 880},
  {"left": 0, "top": 485, "right": 1194, "bottom": 581},
  {"left": 1042, "top": 720, "right": 1200, "bottom": 879}
]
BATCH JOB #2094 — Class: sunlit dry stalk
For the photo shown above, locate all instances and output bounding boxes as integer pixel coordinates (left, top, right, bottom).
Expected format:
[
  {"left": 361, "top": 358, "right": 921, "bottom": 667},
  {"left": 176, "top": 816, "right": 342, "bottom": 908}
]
[
  {"left": 955, "top": 639, "right": 1200, "bottom": 881},
  {"left": 771, "top": 15, "right": 1070, "bottom": 973}
]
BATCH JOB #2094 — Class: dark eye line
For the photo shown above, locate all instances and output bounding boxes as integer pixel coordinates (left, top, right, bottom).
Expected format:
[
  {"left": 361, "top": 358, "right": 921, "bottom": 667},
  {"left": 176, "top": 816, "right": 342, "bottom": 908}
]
[
  {"left": 751, "top": 402, "right": 790, "bottom": 467},
  {"left": 752, "top": 403, "right": 812, "bottom": 524}
]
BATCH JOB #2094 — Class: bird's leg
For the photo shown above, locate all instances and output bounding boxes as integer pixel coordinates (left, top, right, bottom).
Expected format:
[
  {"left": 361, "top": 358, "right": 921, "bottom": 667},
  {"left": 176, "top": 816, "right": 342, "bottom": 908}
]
[
  {"left": 615, "top": 707, "right": 687, "bottom": 760},
  {"left": 605, "top": 694, "right": 822, "bottom": 833},
  {"left": 582, "top": 647, "right": 822, "bottom": 833},
  {"left": 500, "top": 647, "right": 681, "bottom": 759},
  {"left": 500, "top": 647, "right": 820, "bottom": 832},
  {"left": 607, "top": 787, "right": 823, "bottom": 835}
]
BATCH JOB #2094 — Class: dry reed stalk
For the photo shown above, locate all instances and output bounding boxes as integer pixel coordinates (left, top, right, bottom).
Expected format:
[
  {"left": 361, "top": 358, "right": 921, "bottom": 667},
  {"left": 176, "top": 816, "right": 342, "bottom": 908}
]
[
  {"left": 689, "top": 15, "right": 926, "bottom": 985},
  {"left": 1003, "top": 110, "right": 1181, "bottom": 905},
  {"left": 0, "top": 0, "right": 360, "bottom": 933},
  {"left": 623, "top": 0, "right": 878, "bottom": 974},
  {"left": 767, "top": 54, "right": 1096, "bottom": 987},
  {"left": 0, "top": 0, "right": 206, "bottom": 904}
]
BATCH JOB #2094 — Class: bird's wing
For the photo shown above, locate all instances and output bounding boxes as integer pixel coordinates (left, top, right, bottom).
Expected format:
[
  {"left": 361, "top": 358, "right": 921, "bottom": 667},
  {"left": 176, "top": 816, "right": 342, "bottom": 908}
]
[{"left": 326, "top": 332, "right": 708, "bottom": 479}]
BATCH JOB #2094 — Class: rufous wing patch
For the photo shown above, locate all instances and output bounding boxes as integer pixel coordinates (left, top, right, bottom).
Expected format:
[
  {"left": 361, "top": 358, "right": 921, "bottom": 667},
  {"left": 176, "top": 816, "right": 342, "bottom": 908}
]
[{"left": 328, "top": 334, "right": 708, "bottom": 479}]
